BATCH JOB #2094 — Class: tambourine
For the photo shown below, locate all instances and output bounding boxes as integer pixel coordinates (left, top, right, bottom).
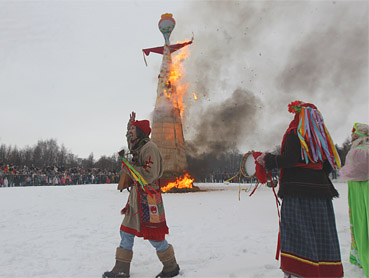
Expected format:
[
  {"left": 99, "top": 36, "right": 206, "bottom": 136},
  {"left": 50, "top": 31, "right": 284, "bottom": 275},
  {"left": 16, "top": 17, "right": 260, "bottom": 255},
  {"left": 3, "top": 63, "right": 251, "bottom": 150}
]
[{"left": 240, "top": 151, "right": 256, "bottom": 178}]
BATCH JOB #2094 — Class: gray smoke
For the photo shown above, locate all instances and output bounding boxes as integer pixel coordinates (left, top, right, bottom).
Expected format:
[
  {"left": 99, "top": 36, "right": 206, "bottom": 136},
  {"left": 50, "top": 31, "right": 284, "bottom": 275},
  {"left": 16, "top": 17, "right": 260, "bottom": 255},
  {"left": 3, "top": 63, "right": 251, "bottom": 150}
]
[
  {"left": 172, "top": 1, "right": 368, "bottom": 158},
  {"left": 186, "top": 88, "right": 262, "bottom": 157},
  {"left": 276, "top": 11, "right": 368, "bottom": 103}
]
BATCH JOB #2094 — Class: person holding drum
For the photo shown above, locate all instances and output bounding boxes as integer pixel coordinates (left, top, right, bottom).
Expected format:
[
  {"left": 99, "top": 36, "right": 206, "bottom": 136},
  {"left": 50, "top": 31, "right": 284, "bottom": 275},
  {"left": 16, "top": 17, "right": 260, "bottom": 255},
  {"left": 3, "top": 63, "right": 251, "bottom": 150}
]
[{"left": 257, "top": 101, "right": 343, "bottom": 278}]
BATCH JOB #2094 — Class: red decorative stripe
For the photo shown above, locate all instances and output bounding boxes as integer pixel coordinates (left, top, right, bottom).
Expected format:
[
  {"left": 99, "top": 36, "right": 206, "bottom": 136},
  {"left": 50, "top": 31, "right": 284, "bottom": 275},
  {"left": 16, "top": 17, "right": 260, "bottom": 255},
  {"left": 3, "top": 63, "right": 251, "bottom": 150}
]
[
  {"left": 295, "top": 161, "right": 323, "bottom": 170},
  {"left": 281, "top": 251, "right": 343, "bottom": 277},
  {"left": 120, "top": 224, "right": 168, "bottom": 242},
  {"left": 141, "top": 224, "right": 169, "bottom": 241}
]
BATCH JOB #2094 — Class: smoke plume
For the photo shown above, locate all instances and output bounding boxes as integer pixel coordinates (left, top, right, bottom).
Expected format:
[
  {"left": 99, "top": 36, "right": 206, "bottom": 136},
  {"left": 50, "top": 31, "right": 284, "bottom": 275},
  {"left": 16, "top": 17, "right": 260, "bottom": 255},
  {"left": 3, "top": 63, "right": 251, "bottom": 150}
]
[
  {"left": 172, "top": 1, "right": 368, "bottom": 164},
  {"left": 186, "top": 88, "right": 261, "bottom": 157}
]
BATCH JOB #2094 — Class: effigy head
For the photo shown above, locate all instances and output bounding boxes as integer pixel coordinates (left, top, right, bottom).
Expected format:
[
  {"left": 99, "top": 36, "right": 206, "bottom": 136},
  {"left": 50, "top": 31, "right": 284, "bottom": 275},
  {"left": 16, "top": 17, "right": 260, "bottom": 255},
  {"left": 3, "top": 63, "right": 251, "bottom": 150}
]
[{"left": 159, "top": 13, "right": 176, "bottom": 44}]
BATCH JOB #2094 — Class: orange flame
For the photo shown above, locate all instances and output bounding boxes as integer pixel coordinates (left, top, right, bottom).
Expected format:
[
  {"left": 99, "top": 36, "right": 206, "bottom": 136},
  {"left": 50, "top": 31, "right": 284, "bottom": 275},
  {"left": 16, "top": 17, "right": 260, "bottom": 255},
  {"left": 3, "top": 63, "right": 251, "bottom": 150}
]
[
  {"left": 168, "top": 42, "right": 191, "bottom": 117},
  {"left": 192, "top": 92, "right": 198, "bottom": 100},
  {"left": 161, "top": 173, "right": 194, "bottom": 192}
]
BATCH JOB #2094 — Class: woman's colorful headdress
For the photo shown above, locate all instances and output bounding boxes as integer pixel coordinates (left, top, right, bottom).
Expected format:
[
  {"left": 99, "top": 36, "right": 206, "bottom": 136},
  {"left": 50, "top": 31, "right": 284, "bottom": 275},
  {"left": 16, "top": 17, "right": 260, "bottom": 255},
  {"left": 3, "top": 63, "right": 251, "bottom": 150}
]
[
  {"left": 288, "top": 100, "right": 341, "bottom": 169},
  {"left": 352, "top": 122, "right": 368, "bottom": 137}
]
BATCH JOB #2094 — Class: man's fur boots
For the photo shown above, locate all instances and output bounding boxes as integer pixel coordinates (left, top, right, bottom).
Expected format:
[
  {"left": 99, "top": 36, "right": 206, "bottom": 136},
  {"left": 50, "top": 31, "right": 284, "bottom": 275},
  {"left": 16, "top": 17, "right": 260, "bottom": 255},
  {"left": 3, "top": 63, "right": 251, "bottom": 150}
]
[
  {"left": 155, "top": 244, "right": 180, "bottom": 278},
  {"left": 102, "top": 247, "right": 133, "bottom": 278}
]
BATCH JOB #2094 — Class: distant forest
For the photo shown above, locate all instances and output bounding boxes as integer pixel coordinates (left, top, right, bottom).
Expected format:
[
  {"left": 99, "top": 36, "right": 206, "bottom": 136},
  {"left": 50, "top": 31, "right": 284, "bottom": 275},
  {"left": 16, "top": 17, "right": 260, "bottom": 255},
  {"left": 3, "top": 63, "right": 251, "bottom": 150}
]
[
  {"left": 0, "top": 137, "right": 352, "bottom": 174},
  {"left": 0, "top": 139, "right": 123, "bottom": 171}
]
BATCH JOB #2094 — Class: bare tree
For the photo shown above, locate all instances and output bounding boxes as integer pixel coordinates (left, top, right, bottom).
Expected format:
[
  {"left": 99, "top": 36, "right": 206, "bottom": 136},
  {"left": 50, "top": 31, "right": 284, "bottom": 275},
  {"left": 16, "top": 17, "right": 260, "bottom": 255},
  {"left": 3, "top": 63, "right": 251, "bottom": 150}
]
[{"left": 82, "top": 153, "right": 95, "bottom": 169}]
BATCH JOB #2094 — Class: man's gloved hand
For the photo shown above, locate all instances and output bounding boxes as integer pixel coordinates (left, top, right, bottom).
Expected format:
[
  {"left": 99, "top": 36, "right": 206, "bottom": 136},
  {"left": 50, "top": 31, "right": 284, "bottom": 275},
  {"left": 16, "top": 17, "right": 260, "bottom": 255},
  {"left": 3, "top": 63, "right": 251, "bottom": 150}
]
[{"left": 256, "top": 152, "right": 268, "bottom": 167}]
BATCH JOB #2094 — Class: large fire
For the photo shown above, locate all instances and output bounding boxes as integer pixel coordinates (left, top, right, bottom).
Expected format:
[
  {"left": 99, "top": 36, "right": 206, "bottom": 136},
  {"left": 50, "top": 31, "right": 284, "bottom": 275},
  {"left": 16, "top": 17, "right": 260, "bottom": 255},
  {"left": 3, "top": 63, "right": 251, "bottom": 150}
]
[
  {"left": 161, "top": 173, "right": 195, "bottom": 193},
  {"left": 168, "top": 42, "right": 192, "bottom": 117},
  {"left": 161, "top": 41, "right": 196, "bottom": 192}
]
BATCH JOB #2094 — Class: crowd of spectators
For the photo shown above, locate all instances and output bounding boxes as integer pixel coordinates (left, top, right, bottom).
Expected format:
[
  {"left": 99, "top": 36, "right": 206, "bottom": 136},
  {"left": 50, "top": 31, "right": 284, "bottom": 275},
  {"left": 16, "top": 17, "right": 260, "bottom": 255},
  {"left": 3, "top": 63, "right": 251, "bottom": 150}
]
[
  {"left": 1, "top": 163, "right": 259, "bottom": 187},
  {"left": 2, "top": 162, "right": 337, "bottom": 188},
  {"left": 0, "top": 163, "right": 120, "bottom": 187}
]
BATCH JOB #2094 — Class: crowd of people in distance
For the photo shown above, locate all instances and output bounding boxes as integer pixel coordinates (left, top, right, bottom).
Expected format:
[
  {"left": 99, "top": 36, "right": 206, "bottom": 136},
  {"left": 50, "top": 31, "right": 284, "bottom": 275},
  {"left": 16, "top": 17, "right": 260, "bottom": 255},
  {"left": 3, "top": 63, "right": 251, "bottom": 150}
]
[
  {"left": 0, "top": 163, "right": 120, "bottom": 187},
  {"left": 0, "top": 164, "right": 338, "bottom": 187}
]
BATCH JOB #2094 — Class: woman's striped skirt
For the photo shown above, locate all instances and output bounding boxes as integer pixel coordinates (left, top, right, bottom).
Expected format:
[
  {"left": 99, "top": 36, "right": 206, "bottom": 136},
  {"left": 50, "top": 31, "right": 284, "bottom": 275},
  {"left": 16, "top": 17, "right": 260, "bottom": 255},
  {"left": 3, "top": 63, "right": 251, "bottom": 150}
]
[{"left": 280, "top": 195, "right": 344, "bottom": 277}]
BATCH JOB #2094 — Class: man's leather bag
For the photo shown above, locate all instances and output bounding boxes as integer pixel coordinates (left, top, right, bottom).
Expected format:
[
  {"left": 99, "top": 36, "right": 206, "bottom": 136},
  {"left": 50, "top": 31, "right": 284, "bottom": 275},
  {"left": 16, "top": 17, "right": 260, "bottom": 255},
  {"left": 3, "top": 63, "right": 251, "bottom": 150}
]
[{"left": 117, "top": 173, "right": 133, "bottom": 191}]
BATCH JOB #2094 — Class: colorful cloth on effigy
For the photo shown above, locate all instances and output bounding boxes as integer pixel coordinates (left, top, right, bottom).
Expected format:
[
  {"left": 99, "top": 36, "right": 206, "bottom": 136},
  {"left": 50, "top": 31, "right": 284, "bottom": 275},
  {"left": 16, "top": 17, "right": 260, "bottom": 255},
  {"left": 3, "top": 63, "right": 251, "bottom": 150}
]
[{"left": 280, "top": 196, "right": 343, "bottom": 278}]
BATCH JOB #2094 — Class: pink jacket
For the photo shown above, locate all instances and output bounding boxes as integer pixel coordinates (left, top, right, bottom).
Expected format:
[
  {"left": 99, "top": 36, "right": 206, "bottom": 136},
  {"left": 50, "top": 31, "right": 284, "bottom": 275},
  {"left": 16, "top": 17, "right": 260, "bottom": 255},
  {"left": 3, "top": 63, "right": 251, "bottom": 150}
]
[{"left": 339, "top": 146, "right": 369, "bottom": 181}]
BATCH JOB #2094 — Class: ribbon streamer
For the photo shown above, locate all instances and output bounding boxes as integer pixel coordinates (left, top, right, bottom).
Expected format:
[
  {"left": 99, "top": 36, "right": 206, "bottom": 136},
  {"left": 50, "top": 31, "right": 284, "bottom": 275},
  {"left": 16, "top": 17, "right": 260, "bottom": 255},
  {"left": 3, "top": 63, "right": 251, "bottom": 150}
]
[{"left": 120, "top": 156, "right": 158, "bottom": 197}]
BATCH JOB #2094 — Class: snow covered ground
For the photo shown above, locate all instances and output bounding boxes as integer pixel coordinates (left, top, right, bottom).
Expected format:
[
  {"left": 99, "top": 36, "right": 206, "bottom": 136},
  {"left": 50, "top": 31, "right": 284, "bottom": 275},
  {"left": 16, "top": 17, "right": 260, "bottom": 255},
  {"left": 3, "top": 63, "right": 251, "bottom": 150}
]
[{"left": 0, "top": 182, "right": 366, "bottom": 278}]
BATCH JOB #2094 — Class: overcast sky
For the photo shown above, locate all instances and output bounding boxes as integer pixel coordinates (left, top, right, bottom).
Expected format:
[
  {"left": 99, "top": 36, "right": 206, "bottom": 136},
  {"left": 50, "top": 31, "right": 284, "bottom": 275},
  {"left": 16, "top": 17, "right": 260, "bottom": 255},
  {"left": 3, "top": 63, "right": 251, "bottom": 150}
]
[{"left": 0, "top": 0, "right": 368, "bottom": 159}]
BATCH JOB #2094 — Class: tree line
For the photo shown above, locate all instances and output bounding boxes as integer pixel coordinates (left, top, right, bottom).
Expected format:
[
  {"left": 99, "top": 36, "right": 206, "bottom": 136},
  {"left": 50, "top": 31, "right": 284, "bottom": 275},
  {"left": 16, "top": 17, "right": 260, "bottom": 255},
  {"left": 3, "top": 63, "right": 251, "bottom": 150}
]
[{"left": 0, "top": 139, "right": 123, "bottom": 171}]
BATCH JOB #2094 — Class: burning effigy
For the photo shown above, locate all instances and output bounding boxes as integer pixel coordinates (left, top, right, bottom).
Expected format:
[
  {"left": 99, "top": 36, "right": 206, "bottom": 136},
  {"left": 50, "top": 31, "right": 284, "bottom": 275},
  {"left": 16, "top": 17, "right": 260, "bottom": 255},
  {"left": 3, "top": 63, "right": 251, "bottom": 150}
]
[{"left": 142, "top": 14, "right": 199, "bottom": 193}]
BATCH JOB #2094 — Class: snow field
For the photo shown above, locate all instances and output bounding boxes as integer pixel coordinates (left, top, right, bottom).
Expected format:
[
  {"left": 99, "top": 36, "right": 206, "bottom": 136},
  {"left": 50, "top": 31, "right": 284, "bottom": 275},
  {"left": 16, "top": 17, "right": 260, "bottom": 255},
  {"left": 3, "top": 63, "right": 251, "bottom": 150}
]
[{"left": 0, "top": 182, "right": 366, "bottom": 277}]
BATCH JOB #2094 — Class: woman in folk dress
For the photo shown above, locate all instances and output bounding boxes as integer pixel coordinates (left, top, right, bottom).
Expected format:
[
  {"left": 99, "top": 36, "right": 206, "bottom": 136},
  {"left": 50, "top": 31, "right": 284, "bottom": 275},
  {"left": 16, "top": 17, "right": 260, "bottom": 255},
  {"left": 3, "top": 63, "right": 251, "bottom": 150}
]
[{"left": 259, "top": 101, "right": 343, "bottom": 278}]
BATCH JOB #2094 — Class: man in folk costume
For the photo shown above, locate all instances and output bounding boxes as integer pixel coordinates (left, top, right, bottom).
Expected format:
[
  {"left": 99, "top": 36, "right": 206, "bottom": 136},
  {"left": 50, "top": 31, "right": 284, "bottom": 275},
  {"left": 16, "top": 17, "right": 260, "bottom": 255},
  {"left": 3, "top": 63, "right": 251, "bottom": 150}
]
[
  {"left": 258, "top": 101, "right": 343, "bottom": 278},
  {"left": 339, "top": 122, "right": 369, "bottom": 278},
  {"left": 103, "top": 112, "right": 180, "bottom": 278}
]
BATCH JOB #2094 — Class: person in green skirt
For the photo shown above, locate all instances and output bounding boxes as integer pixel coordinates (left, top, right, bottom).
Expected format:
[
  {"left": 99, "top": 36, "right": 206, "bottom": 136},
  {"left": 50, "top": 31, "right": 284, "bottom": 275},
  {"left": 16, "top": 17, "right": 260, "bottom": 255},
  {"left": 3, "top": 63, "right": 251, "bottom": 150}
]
[{"left": 339, "top": 122, "right": 369, "bottom": 277}]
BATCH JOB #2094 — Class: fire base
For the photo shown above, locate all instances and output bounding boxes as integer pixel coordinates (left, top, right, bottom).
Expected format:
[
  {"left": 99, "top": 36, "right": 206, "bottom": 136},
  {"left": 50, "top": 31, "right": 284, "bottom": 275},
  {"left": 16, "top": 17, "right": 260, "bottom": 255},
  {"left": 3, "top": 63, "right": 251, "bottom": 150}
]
[
  {"left": 158, "top": 177, "right": 200, "bottom": 193},
  {"left": 164, "top": 185, "right": 200, "bottom": 193}
]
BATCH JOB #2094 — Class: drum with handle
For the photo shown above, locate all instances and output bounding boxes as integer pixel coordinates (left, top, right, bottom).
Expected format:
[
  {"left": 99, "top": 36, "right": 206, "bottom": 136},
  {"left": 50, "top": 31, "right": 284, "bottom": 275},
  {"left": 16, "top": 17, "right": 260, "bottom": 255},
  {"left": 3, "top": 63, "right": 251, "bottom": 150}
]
[{"left": 241, "top": 151, "right": 256, "bottom": 178}]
